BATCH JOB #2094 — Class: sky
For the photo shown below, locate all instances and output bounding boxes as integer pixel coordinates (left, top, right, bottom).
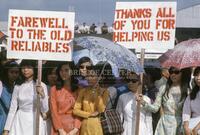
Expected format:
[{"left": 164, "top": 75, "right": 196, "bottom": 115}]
[
  {"left": 0, "top": 0, "right": 199, "bottom": 26},
  {"left": 0, "top": 0, "right": 116, "bottom": 26}
]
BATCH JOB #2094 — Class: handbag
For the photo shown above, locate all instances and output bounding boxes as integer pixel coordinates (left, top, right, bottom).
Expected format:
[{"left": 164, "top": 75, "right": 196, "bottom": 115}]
[{"left": 99, "top": 94, "right": 124, "bottom": 135}]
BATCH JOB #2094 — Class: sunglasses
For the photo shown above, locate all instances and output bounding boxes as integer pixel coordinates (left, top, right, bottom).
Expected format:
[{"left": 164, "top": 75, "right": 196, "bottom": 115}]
[
  {"left": 169, "top": 70, "right": 180, "bottom": 75},
  {"left": 127, "top": 79, "right": 139, "bottom": 83},
  {"left": 80, "top": 65, "right": 93, "bottom": 70}
]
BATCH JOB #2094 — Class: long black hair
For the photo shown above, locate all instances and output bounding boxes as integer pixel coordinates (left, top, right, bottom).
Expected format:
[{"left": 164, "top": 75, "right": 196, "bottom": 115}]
[
  {"left": 2, "top": 61, "right": 19, "bottom": 90},
  {"left": 55, "top": 62, "right": 78, "bottom": 92},
  {"left": 164, "top": 67, "right": 191, "bottom": 102},
  {"left": 15, "top": 60, "right": 37, "bottom": 85},
  {"left": 0, "top": 50, "right": 7, "bottom": 79},
  {"left": 190, "top": 67, "right": 200, "bottom": 100},
  {"left": 77, "top": 57, "right": 92, "bottom": 67},
  {"left": 77, "top": 57, "right": 92, "bottom": 78}
]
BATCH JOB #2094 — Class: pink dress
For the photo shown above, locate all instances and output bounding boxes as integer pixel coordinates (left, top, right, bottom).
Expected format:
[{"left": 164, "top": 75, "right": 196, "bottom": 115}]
[{"left": 50, "top": 86, "right": 81, "bottom": 135}]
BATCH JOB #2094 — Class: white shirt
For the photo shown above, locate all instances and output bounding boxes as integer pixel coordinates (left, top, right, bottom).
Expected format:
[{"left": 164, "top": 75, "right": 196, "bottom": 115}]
[
  {"left": 79, "top": 25, "right": 89, "bottom": 34},
  {"left": 116, "top": 92, "right": 153, "bottom": 135}
]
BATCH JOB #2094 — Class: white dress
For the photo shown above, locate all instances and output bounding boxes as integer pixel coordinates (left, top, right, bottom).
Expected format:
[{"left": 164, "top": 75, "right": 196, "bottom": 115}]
[
  {"left": 116, "top": 92, "right": 153, "bottom": 135},
  {"left": 4, "top": 80, "right": 49, "bottom": 135}
]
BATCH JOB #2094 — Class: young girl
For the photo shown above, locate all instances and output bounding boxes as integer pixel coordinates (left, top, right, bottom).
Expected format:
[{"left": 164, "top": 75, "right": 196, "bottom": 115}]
[
  {"left": 73, "top": 68, "right": 109, "bottom": 135},
  {"left": 50, "top": 62, "right": 81, "bottom": 135},
  {"left": 43, "top": 61, "right": 58, "bottom": 92},
  {"left": 139, "top": 67, "right": 191, "bottom": 135},
  {"left": 183, "top": 67, "right": 200, "bottom": 135},
  {"left": 3, "top": 60, "right": 49, "bottom": 135},
  {"left": 0, "top": 61, "right": 19, "bottom": 134},
  {"left": 42, "top": 62, "right": 58, "bottom": 135},
  {"left": 76, "top": 57, "right": 92, "bottom": 88},
  {"left": 116, "top": 71, "right": 153, "bottom": 135}
]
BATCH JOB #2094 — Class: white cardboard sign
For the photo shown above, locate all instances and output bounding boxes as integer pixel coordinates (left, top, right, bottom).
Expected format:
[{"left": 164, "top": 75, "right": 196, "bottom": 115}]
[
  {"left": 7, "top": 9, "right": 75, "bottom": 61},
  {"left": 113, "top": 2, "right": 177, "bottom": 54}
]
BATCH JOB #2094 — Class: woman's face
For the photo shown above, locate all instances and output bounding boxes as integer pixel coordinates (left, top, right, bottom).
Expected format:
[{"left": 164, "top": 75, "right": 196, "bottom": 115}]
[
  {"left": 48, "top": 68, "right": 57, "bottom": 86},
  {"left": 194, "top": 73, "right": 200, "bottom": 87},
  {"left": 85, "top": 71, "right": 98, "bottom": 86},
  {"left": 59, "top": 64, "right": 70, "bottom": 81},
  {"left": 79, "top": 61, "right": 92, "bottom": 77},
  {"left": 8, "top": 67, "right": 19, "bottom": 83},
  {"left": 21, "top": 66, "right": 34, "bottom": 80},
  {"left": 126, "top": 72, "right": 140, "bottom": 93},
  {"left": 169, "top": 69, "right": 182, "bottom": 84}
]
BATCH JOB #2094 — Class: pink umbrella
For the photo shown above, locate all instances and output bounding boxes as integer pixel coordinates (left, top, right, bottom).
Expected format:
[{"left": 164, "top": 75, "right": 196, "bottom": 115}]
[{"left": 158, "top": 38, "right": 200, "bottom": 69}]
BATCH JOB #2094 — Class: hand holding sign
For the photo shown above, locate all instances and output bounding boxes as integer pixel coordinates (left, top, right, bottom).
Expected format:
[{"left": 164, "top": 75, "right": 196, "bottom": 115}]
[{"left": 36, "top": 85, "right": 45, "bottom": 99}]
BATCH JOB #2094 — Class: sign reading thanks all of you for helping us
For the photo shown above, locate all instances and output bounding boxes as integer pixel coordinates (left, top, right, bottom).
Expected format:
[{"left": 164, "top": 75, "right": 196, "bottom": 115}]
[
  {"left": 113, "top": 2, "right": 177, "bottom": 54},
  {"left": 7, "top": 9, "right": 75, "bottom": 61}
]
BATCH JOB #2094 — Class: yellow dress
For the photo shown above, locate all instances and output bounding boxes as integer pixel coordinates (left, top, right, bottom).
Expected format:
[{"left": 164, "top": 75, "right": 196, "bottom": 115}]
[{"left": 73, "top": 87, "right": 109, "bottom": 135}]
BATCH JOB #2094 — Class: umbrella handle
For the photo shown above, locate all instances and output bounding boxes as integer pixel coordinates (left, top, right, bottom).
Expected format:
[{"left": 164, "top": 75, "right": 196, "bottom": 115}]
[{"left": 93, "top": 62, "right": 107, "bottom": 88}]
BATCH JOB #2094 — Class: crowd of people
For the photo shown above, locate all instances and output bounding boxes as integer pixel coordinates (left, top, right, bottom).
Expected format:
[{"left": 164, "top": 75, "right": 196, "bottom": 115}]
[
  {"left": 0, "top": 50, "right": 200, "bottom": 135},
  {"left": 74, "top": 22, "right": 113, "bottom": 34}
]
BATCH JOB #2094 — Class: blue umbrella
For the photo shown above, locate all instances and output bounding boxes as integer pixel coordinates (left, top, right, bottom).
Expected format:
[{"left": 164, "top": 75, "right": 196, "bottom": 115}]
[{"left": 73, "top": 36, "right": 144, "bottom": 76}]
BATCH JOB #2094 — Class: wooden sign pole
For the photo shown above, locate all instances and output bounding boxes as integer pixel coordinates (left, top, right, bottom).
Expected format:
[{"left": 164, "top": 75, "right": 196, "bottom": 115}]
[
  {"left": 135, "top": 48, "right": 145, "bottom": 135},
  {"left": 36, "top": 60, "right": 42, "bottom": 135}
]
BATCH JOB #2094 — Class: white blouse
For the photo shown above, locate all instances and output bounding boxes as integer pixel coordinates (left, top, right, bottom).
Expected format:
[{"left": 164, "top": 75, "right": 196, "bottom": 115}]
[
  {"left": 4, "top": 80, "right": 49, "bottom": 130},
  {"left": 183, "top": 90, "right": 200, "bottom": 122}
]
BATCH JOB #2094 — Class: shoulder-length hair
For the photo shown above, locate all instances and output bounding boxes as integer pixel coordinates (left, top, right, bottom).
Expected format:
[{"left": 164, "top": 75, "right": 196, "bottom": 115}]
[
  {"left": 55, "top": 62, "right": 78, "bottom": 92},
  {"left": 164, "top": 67, "right": 191, "bottom": 102},
  {"left": 15, "top": 60, "right": 37, "bottom": 85},
  {"left": 190, "top": 67, "right": 200, "bottom": 100}
]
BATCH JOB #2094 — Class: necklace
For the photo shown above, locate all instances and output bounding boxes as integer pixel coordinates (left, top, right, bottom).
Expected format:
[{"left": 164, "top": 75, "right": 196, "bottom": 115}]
[
  {"left": 90, "top": 88, "right": 98, "bottom": 102},
  {"left": 92, "top": 89, "right": 95, "bottom": 94}
]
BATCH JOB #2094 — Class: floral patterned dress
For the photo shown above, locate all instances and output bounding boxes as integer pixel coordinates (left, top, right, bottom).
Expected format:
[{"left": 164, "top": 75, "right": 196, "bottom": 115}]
[{"left": 143, "top": 85, "right": 185, "bottom": 135}]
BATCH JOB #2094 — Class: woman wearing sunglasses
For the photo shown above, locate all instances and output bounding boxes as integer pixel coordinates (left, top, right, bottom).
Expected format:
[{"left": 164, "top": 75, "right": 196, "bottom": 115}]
[
  {"left": 76, "top": 57, "right": 93, "bottom": 88},
  {"left": 116, "top": 71, "right": 153, "bottom": 135},
  {"left": 73, "top": 69, "right": 109, "bottom": 135},
  {"left": 0, "top": 61, "right": 19, "bottom": 134},
  {"left": 183, "top": 67, "right": 200, "bottom": 135},
  {"left": 138, "top": 67, "right": 191, "bottom": 135}
]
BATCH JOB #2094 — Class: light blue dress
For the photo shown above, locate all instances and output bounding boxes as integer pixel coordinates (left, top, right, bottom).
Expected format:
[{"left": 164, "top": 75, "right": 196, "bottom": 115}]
[
  {"left": 143, "top": 85, "right": 185, "bottom": 135},
  {"left": 0, "top": 85, "right": 12, "bottom": 134}
]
